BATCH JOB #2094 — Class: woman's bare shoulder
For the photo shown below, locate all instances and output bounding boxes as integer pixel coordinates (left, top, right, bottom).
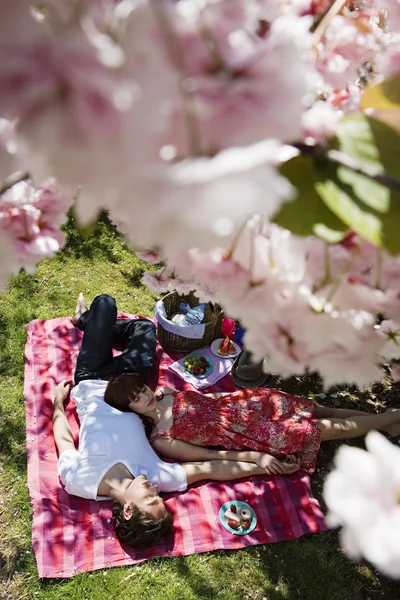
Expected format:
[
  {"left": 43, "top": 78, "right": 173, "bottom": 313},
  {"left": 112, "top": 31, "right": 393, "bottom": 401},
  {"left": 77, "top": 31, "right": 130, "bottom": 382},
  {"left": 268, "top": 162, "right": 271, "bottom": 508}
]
[{"left": 158, "top": 386, "right": 178, "bottom": 395}]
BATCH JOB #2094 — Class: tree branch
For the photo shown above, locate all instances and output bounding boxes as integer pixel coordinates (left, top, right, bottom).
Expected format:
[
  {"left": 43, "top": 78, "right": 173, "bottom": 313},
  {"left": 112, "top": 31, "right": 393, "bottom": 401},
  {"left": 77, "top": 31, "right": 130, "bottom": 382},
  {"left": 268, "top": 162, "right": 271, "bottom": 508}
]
[
  {"left": 0, "top": 171, "right": 30, "bottom": 196},
  {"left": 294, "top": 143, "right": 400, "bottom": 191}
]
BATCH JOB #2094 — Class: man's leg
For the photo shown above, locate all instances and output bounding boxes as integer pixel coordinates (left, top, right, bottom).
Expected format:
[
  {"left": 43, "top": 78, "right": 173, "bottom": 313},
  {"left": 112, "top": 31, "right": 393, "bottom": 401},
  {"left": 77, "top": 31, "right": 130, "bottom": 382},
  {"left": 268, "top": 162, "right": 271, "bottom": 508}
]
[
  {"left": 74, "top": 294, "right": 118, "bottom": 384},
  {"left": 111, "top": 318, "right": 157, "bottom": 383}
]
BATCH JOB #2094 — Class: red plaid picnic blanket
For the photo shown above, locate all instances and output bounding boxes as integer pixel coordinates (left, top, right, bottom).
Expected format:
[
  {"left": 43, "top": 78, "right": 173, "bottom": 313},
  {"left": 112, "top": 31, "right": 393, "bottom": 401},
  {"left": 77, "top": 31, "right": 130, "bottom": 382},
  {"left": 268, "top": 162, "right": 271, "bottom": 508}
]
[{"left": 24, "top": 316, "right": 328, "bottom": 579}]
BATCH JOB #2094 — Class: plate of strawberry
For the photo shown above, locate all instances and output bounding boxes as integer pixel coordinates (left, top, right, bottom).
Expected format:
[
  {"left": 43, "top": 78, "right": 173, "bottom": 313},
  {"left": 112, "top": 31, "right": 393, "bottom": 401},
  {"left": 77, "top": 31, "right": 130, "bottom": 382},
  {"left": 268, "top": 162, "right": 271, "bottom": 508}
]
[
  {"left": 184, "top": 353, "right": 213, "bottom": 378},
  {"left": 219, "top": 500, "right": 257, "bottom": 535}
]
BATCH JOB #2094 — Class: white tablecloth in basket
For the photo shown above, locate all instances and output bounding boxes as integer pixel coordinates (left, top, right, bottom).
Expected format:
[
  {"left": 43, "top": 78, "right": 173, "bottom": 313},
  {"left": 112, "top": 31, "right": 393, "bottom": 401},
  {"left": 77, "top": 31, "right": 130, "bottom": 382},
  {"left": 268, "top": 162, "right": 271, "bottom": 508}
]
[
  {"left": 169, "top": 346, "right": 235, "bottom": 389},
  {"left": 154, "top": 300, "right": 205, "bottom": 339}
]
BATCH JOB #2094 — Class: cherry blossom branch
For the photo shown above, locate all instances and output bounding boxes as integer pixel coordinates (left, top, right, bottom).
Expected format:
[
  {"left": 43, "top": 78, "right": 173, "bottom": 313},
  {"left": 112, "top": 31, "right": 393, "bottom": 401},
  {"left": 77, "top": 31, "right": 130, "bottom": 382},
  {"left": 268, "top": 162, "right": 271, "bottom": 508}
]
[
  {"left": 313, "top": 243, "right": 333, "bottom": 293},
  {"left": 324, "top": 243, "right": 362, "bottom": 308},
  {"left": 376, "top": 246, "right": 382, "bottom": 290},
  {"left": 226, "top": 218, "right": 249, "bottom": 260},
  {"left": 294, "top": 143, "right": 400, "bottom": 191},
  {"left": 312, "top": 0, "right": 349, "bottom": 45},
  {"left": 0, "top": 171, "right": 30, "bottom": 195}
]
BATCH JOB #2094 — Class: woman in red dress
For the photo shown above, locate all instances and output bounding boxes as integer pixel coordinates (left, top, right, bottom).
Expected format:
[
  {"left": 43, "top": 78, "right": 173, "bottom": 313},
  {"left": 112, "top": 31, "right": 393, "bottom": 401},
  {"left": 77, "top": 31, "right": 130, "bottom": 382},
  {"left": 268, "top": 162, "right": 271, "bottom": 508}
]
[{"left": 105, "top": 376, "right": 400, "bottom": 475}]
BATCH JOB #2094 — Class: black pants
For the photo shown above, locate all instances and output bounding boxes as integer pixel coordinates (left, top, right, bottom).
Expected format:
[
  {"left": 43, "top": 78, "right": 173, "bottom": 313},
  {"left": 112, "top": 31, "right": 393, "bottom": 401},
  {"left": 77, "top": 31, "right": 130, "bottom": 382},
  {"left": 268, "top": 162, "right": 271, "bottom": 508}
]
[{"left": 74, "top": 294, "right": 156, "bottom": 385}]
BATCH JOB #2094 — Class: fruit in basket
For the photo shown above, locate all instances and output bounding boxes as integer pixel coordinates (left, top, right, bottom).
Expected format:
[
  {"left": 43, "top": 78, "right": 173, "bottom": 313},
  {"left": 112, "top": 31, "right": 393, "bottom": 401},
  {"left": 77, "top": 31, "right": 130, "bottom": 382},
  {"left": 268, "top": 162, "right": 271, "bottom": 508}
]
[
  {"left": 217, "top": 336, "right": 237, "bottom": 356},
  {"left": 184, "top": 354, "right": 210, "bottom": 375}
]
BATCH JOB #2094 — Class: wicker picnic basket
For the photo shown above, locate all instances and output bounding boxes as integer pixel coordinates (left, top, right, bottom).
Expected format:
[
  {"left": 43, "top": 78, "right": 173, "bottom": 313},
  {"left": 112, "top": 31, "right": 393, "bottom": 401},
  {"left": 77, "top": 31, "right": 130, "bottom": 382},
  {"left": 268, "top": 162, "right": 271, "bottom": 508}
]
[{"left": 157, "top": 291, "right": 223, "bottom": 352}]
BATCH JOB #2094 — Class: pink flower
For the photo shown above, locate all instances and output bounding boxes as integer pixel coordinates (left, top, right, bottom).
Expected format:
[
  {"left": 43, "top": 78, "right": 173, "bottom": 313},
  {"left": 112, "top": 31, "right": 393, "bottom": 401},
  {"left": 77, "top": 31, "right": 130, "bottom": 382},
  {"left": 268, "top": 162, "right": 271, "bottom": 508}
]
[
  {"left": 302, "top": 101, "right": 342, "bottom": 144},
  {"left": 141, "top": 268, "right": 171, "bottom": 294},
  {"left": 324, "top": 432, "right": 400, "bottom": 578},
  {"left": 162, "top": 10, "right": 317, "bottom": 152},
  {"left": 136, "top": 247, "right": 164, "bottom": 265},
  {"left": 111, "top": 140, "right": 294, "bottom": 254},
  {"left": 0, "top": 178, "right": 72, "bottom": 270},
  {"left": 390, "top": 363, "right": 400, "bottom": 382},
  {"left": 375, "top": 319, "right": 400, "bottom": 359},
  {"left": 315, "top": 14, "right": 383, "bottom": 89}
]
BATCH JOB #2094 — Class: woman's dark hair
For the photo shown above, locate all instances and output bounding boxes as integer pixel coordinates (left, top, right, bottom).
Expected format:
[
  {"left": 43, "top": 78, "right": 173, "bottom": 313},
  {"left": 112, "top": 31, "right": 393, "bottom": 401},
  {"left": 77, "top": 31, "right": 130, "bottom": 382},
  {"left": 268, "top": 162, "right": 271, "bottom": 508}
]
[
  {"left": 104, "top": 373, "right": 156, "bottom": 438},
  {"left": 112, "top": 501, "right": 172, "bottom": 547}
]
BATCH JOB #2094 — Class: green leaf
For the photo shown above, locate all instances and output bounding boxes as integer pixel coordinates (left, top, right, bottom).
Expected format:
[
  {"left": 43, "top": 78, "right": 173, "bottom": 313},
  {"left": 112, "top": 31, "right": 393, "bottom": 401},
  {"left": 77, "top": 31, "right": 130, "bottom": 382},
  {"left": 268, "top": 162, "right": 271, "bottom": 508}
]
[
  {"left": 331, "top": 114, "right": 400, "bottom": 254},
  {"left": 316, "top": 178, "right": 383, "bottom": 248},
  {"left": 337, "top": 114, "right": 400, "bottom": 177},
  {"left": 273, "top": 155, "right": 348, "bottom": 242}
]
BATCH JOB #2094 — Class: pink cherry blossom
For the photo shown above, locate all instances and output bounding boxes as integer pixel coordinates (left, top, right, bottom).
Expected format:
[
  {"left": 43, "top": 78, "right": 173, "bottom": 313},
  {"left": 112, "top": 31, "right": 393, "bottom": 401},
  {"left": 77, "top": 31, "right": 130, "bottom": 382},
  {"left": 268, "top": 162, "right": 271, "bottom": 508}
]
[
  {"left": 0, "top": 178, "right": 72, "bottom": 271},
  {"left": 136, "top": 247, "right": 164, "bottom": 265},
  {"left": 324, "top": 432, "right": 400, "bottom": 578},
  {"left": 111, "top": 140, "right": 295, "bottom": 254},
  {"left": 141, "top": 268, "right": 171, "bottom": 294},
  {"left": 302, "top": 100, "right": 342, "bottom": 144},
  {"left": 375, "top": 319, "right": 400, "bottom": 359},
  {"left": 315, "top": 14, "right": 383, "bottom": 89},
  {"left": 390, "top": 363, "right": 400, "bottom": 381},
  {"left": 161, "top": 8, "right": 317, "bottom": 153}
]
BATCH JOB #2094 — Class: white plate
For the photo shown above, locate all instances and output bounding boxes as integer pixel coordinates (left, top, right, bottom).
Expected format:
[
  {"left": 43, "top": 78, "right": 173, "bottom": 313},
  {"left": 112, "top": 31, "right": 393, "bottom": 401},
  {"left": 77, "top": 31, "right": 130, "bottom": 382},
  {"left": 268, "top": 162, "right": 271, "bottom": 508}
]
[{"left": 210, "top": 338, "right": 241, "bottom": 359}]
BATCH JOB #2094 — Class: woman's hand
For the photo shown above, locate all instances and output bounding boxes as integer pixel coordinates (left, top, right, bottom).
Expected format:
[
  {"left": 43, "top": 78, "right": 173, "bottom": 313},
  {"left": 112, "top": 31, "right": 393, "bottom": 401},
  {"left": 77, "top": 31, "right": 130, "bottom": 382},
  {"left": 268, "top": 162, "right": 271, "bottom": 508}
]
[
  {"left": 256, "top": 452, "right": 301, "bottom": 475},
  {"left": 54, "top": 380, "right": 73, "bottom": 405}
]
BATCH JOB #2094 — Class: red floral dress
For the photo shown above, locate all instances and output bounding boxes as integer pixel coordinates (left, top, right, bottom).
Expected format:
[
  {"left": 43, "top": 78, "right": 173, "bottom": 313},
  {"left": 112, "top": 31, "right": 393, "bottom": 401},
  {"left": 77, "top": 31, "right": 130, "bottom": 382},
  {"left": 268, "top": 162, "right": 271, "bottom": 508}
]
[{"left": 153, "top": 388, "right": 321, "bottom": 474}]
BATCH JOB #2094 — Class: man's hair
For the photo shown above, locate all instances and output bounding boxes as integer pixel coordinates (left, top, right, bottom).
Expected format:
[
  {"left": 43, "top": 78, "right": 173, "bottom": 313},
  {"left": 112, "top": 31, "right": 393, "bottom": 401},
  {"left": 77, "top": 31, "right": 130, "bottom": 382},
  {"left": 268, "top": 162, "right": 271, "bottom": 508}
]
[
  {"left": 112, "top": 501, "right": 173, "bottom": 548},
  {"left": 104, "top": 373, "right": 156, "bottom": 438}
]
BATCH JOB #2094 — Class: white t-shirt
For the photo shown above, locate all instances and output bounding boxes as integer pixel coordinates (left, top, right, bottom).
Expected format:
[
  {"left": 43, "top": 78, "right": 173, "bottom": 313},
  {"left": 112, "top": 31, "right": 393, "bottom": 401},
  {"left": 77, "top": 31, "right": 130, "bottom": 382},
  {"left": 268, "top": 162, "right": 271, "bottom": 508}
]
[{"left": 57, "top": 379, "right": 187, "bottom": 500}]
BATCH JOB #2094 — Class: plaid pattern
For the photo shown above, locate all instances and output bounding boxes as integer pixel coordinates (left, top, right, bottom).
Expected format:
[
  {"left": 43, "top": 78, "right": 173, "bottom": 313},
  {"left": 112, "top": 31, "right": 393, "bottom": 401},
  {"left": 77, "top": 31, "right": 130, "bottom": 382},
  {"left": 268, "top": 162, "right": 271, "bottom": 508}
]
[{"left": 24, "top": 316, "right": 328, "bottom": 579}]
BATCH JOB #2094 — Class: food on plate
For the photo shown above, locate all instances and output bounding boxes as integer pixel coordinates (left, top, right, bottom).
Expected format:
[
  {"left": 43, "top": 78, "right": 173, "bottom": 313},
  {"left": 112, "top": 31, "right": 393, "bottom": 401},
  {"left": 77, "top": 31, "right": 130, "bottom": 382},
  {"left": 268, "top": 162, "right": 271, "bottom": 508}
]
[
  {"left": 224, "top": 509, "right": 240, "bottom": 523},
  {"left": 240, "top": 507, "right": 252, "bottom": 520},
  {"left": 184, "top": 354, "right": 211, "bottom": 376},
  {"left": 227, "top": 519, "right": 240, "bottom": 529},
  {"left": 221, "top": 501, "right": 255, "bottom": 533},
  {"left": 217, "top": 336, "right": 237, "bottom": 357}
]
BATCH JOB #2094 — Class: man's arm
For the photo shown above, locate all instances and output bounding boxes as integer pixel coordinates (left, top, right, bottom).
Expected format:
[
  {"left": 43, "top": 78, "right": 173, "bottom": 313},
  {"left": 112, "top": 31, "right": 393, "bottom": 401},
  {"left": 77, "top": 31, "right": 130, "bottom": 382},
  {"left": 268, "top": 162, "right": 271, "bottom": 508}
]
[
  {"left": 181, "top": 456, "right": 300, "bottom": 485},
  {"left": 52, "top": 380, "right": 76, "bottom": 455}
]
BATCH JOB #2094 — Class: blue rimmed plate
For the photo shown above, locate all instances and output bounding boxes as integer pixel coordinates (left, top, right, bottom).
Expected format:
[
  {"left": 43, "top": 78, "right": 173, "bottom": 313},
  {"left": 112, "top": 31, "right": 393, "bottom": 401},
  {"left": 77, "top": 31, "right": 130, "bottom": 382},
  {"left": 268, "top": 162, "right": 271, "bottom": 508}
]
[
  {"left": 183, "top": 353, "right": 213, "bottom": 379},
  {"left": 219, "top": 500, "right": 257, "bottom": 535}
]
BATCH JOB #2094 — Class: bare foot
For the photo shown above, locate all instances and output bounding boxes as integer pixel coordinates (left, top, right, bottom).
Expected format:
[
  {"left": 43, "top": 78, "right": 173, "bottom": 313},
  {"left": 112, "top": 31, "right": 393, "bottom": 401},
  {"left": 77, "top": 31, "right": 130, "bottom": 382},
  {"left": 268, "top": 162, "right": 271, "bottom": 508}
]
[{"left": 72, "top": 292, "right": 88, "bottom": 326}]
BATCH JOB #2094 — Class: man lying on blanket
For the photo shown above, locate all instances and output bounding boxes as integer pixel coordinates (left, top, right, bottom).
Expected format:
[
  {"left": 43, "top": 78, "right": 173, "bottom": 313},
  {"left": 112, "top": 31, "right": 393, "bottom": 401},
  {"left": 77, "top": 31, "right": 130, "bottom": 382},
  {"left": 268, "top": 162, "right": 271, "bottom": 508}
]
[{"left": 53, "top": 294, "right": 300, "bottom": 549}]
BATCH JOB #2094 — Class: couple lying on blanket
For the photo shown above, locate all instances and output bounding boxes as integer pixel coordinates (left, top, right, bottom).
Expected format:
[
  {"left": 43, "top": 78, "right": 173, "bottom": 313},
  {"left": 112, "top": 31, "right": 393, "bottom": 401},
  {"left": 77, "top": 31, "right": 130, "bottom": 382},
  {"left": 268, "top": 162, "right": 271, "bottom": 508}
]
[{"left": 53, "top": 293, "right": 400, "bottom": 550}]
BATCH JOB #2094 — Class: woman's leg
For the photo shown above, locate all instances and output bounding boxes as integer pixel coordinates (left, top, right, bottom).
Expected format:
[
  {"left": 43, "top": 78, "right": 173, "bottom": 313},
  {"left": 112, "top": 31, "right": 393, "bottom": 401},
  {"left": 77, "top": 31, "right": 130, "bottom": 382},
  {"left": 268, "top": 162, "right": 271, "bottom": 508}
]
[
  {"left": 318, "top": 410, "right": 400, "bottom": 441},
  {"left": 74, "top": 294, "right": 117, "bottom": 384},
  {"left": 314, "top": 404, "right": 370, "bottom": 419}
]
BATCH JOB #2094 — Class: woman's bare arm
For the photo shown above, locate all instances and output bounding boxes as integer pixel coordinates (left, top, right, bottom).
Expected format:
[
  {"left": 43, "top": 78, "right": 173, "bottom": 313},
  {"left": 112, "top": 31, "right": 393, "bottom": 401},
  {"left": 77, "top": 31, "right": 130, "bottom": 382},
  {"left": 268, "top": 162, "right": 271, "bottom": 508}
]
[
  {"left": 152, "top": 437, "right": 260, "bottom": 463},
  {"left": 152, "top": 438, "right": 301, "bottom": 475}
]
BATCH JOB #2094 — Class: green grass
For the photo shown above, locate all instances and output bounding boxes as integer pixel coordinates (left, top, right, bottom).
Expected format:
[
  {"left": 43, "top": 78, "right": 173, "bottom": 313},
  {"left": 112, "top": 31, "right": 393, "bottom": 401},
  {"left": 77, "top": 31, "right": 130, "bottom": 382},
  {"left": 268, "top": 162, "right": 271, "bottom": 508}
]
[{"left": 1, "top": 213, "right": 400, "bottom": 599}]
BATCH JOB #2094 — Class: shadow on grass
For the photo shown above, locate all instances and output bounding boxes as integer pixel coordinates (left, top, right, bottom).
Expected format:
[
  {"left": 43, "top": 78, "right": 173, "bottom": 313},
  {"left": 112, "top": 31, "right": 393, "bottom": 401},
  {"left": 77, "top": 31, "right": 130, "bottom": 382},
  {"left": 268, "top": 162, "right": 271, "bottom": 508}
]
[
  {"left": 120, "top": 266, "right": 148, "bottom": 289},
  {"left": 61, "top": 211, "right": 123, "bottom": 264},
  {"left": 169, "top": 532, "right": 400, "bottom": 600}
]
